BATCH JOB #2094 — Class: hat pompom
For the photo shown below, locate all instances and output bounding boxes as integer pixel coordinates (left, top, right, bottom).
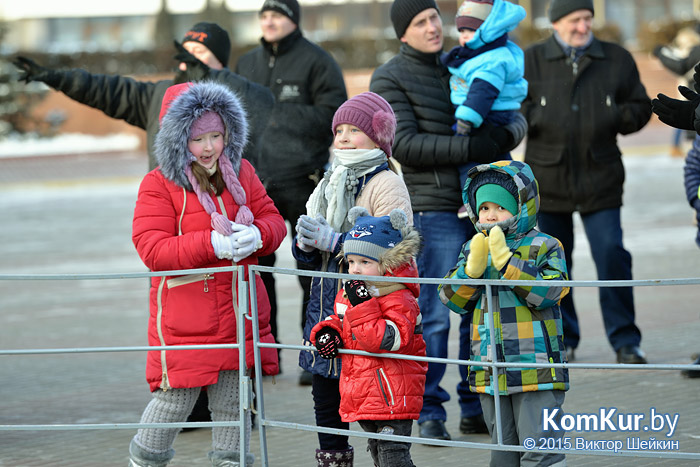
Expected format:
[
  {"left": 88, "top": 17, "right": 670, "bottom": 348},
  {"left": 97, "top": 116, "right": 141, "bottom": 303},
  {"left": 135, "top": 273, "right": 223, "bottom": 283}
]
[
  {"left": 348, "top": 206, "right": 370, "bottom": 225},
  {"left": 388, "top": 209, "right": 408, "bottom": 231},
  {"left": 372, "top": 110, "right": 396, "bottom": 147}
]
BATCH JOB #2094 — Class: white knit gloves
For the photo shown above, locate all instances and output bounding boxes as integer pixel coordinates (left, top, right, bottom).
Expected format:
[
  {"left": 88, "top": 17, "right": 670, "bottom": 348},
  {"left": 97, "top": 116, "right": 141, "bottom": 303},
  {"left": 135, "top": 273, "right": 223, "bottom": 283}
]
[{"left": 211, "top": 223, "right": 262, "bottom": 262}]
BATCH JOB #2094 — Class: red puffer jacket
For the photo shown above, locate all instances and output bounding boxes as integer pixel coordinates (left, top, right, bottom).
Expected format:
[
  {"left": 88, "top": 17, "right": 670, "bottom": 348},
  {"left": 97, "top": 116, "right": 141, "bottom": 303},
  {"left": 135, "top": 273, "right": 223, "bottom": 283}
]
[
  {"left": 312, "top": 262, "right": 427, "bottom": 422},
  {"left": 133, "top": 159, "right": 286, "bottom": 392}
]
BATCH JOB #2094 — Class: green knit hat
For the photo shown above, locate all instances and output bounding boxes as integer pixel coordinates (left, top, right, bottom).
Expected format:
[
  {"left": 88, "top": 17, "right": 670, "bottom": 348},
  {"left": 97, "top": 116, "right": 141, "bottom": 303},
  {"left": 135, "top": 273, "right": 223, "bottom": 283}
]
[{"left": 476, "top": 183, "right": 518, "bottom": 216}]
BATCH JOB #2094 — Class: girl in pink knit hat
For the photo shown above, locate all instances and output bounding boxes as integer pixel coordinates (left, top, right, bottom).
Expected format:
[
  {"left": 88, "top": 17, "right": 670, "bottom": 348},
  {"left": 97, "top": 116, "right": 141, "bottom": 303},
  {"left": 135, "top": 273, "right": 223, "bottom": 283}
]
[
  {"left": 293, "top": 92, "right": 415, "bottom": 466},
  {"left": 129, "top": 81, "right": 286, "bottom": 467}
]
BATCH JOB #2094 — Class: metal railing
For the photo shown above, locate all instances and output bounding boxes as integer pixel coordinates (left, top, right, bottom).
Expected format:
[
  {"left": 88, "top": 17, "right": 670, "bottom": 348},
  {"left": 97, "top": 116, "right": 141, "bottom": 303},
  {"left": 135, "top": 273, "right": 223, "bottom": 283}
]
[{"left": 1, "top": 265, "right": 700, "bottom": 465}]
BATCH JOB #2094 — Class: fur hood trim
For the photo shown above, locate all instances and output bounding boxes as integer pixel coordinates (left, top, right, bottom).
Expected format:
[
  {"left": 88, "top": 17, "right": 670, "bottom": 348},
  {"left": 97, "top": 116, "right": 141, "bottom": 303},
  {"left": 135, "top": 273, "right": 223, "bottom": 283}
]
[{"left": 155, "top": 81, "right": 249, "bottom": 190}]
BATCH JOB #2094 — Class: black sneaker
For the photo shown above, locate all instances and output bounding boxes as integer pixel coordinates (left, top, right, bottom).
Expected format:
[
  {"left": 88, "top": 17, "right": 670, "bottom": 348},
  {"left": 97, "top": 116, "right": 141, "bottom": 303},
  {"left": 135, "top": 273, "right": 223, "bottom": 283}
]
[
  {"left": 460, "top": 414, "right": 488, "bottom": 434},
  {"left": 616, "top": 345, "right": 647, "bottom": 364},
  {"left": 419, "top": 420, "right": 451, "bottom": 440}
]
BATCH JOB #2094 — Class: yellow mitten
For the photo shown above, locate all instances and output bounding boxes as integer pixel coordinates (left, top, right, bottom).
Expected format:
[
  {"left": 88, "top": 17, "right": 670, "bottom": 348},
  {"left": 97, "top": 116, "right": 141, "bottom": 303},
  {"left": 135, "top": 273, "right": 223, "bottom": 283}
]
[
  {"left": 465, "top": 232, "right": 488, "bottom": 278},
  {"left": 488, "top": 225, "right": 513, "bottom": 271}
]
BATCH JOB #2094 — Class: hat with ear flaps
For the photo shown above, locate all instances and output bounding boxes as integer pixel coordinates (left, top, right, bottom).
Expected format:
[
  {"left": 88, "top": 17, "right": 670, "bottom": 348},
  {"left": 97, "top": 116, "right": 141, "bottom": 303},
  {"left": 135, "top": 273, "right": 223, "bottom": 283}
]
[
  {"left": 342, "top": 207, "right": 420, "bottom": 272},
  {"left": 156, "top": 81, "right": 252, "bottom": 236}
]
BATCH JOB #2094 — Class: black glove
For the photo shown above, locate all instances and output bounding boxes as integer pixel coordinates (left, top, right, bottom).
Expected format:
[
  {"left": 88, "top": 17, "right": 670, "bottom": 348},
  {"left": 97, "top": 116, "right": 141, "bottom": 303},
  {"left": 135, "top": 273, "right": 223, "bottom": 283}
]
[
  {"left": 314, "top": 327, "right": 343, "bottom": 359},
  {"left": 651, "top": 86, "right": 700, "bottom": 132},
  {"left": 12, "top": 56, "right": 59, "bottom": 85},
  {"left": 489, "top": 125, "right": 515, "bottom": 154},
  {"left": 466, "top": 124, "right": 500, "bottom": 163},
  {"left": 172, "top": 40, "right": 210, "bottom": 82},
  {"left": 344, "top": 279, "right": 372, "bottom": 307}
]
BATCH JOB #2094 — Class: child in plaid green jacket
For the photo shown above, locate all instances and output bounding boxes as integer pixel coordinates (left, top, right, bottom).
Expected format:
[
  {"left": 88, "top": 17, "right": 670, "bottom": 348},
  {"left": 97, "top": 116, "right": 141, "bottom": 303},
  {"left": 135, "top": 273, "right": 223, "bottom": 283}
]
[{"left": 439, "top": 160, "right": 570, "bottom": 466}]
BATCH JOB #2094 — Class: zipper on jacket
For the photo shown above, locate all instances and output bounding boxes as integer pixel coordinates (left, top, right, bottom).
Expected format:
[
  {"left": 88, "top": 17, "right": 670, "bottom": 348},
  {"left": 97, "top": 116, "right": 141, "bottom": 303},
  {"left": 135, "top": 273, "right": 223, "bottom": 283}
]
[
  {"left": 376, "top": 368, "right": 396, "bottom": 413},
  {"left": 156, "top": 279, "right": 171, "bottom": 391},
  {"left": 166, "top": 273, "right": 211, "bottom": 293},
  {"left": 540, "top": 321, "right": 557, "bottom": 381}
]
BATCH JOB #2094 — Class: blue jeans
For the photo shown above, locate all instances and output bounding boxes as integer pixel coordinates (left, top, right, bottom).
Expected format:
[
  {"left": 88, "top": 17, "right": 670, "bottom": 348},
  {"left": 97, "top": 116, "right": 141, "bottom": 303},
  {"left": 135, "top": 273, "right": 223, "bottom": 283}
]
[
  {"left": 537, "top": 208, "right": 641, "bottom": 351},
  {"left": 413, "top": 211, "right": 482, "bottom": 423}
]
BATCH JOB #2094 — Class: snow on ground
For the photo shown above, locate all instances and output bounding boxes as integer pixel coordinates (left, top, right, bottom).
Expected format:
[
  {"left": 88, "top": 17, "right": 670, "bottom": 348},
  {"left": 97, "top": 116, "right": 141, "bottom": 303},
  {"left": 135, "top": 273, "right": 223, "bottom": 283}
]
[{"left": 0, "top": 132, "right": 140, "bottom": 158}]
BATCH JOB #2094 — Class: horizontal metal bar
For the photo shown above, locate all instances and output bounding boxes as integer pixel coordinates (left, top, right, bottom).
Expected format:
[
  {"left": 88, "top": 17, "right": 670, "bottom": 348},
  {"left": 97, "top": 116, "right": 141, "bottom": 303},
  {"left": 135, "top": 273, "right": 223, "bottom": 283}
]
[
  {"left": 261, "top": 420, "right": 700, "bottom": 460},
  {"left": 0, "top": 421, "right": 245, "bottom": 431},
  {"left": 0, "top": 343, "right": 240, "bottom": 356},
  {"left": 256, "top": 343, "right": 700, "bottom": 371}
]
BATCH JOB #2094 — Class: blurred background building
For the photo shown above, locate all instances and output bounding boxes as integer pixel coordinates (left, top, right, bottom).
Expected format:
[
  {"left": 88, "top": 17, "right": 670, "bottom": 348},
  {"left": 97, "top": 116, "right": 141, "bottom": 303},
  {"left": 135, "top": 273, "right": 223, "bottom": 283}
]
[{"left": 0, "top": 0, "right": 698, "bottom": 142}]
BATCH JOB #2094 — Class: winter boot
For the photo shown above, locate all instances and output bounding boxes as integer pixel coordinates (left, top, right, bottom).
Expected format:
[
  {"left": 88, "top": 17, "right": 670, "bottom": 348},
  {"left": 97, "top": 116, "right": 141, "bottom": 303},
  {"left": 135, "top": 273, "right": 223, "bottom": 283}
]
[
  {"left": 128, "top": 439, "right": 173, "bottom": 467},
  {"left": 315, "top": 447, "right": 354, "bottom": 466},
  {"left": 208, "top": 450, "right": 255, "bottom": 466}
]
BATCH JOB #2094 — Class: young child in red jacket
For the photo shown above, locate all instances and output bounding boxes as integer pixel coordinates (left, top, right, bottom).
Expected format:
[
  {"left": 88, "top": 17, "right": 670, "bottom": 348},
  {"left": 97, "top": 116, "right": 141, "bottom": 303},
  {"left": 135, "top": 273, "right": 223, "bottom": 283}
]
[
  {"left": 130, "top": 81, "right": 286, "bottom": 467},
  {"left": 310, "top": 207, "right": 427, "bottom": 467}
]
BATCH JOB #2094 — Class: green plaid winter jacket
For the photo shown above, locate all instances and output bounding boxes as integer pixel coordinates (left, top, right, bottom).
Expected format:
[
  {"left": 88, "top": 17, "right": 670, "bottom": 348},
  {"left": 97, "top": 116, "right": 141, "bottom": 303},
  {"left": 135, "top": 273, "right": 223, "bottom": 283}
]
[{"left": 439, "top": 160, "right": 570, "bottom": 395}]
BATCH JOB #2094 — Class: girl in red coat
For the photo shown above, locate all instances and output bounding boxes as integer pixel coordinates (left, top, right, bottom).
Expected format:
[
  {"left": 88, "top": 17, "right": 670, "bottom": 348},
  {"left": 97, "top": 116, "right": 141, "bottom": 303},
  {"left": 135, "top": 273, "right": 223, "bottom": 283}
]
[
  {"left": 129, "top": 81, "right": 286, "bottom": 467},
  {"left": 310, "top": 207, "right": 427, "bottom": 467}
]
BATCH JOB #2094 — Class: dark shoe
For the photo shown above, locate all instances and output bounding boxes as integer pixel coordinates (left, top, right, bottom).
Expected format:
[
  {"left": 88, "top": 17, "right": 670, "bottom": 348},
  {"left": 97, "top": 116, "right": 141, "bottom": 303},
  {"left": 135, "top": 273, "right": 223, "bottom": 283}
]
[
  {"left": 419, "top": 420, "right": 451, "bottom": 440},
  {"left": 298, "top": 369, "right": 313, "bottom": 386},
  {"left": 459, "top": 414, "right": 488, "bottom": 434},
  {"left": 616, "top": 345, "right": 647, "bottom": 364},
  {"left": 566, "top": 346, "right": 575, "bottom": 362},
  {"left": 681, "top": 356, "right": 700, "bottom": 378}
]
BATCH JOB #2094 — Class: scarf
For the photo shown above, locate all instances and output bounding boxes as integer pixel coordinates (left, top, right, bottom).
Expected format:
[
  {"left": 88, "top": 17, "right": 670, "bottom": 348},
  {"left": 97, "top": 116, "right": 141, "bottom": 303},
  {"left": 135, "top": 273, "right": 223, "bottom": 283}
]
[
  {"left": 184, "top": 151, "right": 254, "bottom": 236},
  {"left": 441, "top": 34, "right": 509, "bottom": 69},
  {"left": 306, "top": 148, "right": 388, "bottom": 232}
]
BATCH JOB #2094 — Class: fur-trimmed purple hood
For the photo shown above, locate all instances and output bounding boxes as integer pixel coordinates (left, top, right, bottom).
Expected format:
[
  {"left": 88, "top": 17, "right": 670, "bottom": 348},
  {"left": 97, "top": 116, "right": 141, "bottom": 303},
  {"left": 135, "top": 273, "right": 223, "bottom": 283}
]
[{"left": 155, "top": 81, "right": 249, "bottom": 190}]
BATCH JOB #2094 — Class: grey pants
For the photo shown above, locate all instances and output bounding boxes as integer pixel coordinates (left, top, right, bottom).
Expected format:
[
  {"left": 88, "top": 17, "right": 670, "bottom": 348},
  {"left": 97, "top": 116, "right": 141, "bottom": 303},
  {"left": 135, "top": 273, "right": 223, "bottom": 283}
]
[
  {"left": 358, "top": 419, "right": 415, "bottom": 467},
  {"left": 131, "top": 370, "right": 251, "bottom": 459},
  {"left": 480, "top": 391, "right": 567, "bottom": 467}
]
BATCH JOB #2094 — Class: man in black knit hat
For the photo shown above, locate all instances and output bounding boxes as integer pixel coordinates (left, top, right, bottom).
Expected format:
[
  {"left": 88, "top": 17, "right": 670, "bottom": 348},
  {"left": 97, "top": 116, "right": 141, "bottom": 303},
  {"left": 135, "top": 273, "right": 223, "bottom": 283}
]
[
  {"left": 13, "top": 22, "right": 273, "bottom": 172},
  {"left": 370, "top": 0, "right": 527, "bottom": 442}
]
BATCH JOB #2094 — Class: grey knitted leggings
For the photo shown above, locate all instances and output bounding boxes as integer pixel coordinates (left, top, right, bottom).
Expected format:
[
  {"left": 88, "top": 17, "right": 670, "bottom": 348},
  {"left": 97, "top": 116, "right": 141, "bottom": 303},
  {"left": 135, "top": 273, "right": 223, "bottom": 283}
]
[{"left": 131, "top": 370, "right": 251, "bottom": 455}]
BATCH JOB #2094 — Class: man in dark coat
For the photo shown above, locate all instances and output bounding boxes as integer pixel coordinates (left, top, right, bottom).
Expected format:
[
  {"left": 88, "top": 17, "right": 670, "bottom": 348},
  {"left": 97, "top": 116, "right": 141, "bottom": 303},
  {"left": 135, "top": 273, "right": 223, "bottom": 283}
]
[
  {"left": 13, "top": 22, "right": 273, "bottom": 171},
  {"left": 370, "top": 0, "right": 527, "bottom": 441},
  {"left": 521, "top": 0, "right": 651, "bottom": 364},
  {"left": 235, "top": 0, "right": 348, "bottom": 380}
]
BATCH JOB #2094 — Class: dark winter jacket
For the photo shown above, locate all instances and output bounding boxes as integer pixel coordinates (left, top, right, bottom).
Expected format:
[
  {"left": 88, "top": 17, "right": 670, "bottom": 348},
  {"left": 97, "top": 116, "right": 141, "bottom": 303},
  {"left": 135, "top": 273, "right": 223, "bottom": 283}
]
[
  {"left": 439, "top": 160, "right": 569, "bottom": 395},
  {"left": 235, "top": 29, "right": 347, "bottom": 184},
  {"left": 522, "top": 36, "right": 651, "bottom": 214},
  {"left": 39, "top": 68, "right": 274, "bottom": 170},
  {"left": 370, "top": 43, "right": 527, "bottom": 212},
  {"left": 132, "top": 82, "right": 286, "bottom": 391},
  {"left": 685, "top": 135, "right": 700, "bottom": 247}
]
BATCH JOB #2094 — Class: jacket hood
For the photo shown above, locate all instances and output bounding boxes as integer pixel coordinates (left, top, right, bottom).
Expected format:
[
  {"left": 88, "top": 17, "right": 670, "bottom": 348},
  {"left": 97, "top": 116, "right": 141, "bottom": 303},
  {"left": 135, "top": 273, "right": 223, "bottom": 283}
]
[
  {"left": 155, "top": 81, "right": 249, "bottom": 190},
  {"left": 467, "top": 0, "right": 526, "bottom": 48},
  {"left": 463, "top": 160, "right": 539, "bottom": 239}
]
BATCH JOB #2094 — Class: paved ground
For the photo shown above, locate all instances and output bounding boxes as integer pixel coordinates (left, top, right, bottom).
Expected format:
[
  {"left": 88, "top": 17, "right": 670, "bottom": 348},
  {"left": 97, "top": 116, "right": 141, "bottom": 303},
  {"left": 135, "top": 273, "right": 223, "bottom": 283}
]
[{"left": 1, "top": 124, "right": 700, "bottom": 466}]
